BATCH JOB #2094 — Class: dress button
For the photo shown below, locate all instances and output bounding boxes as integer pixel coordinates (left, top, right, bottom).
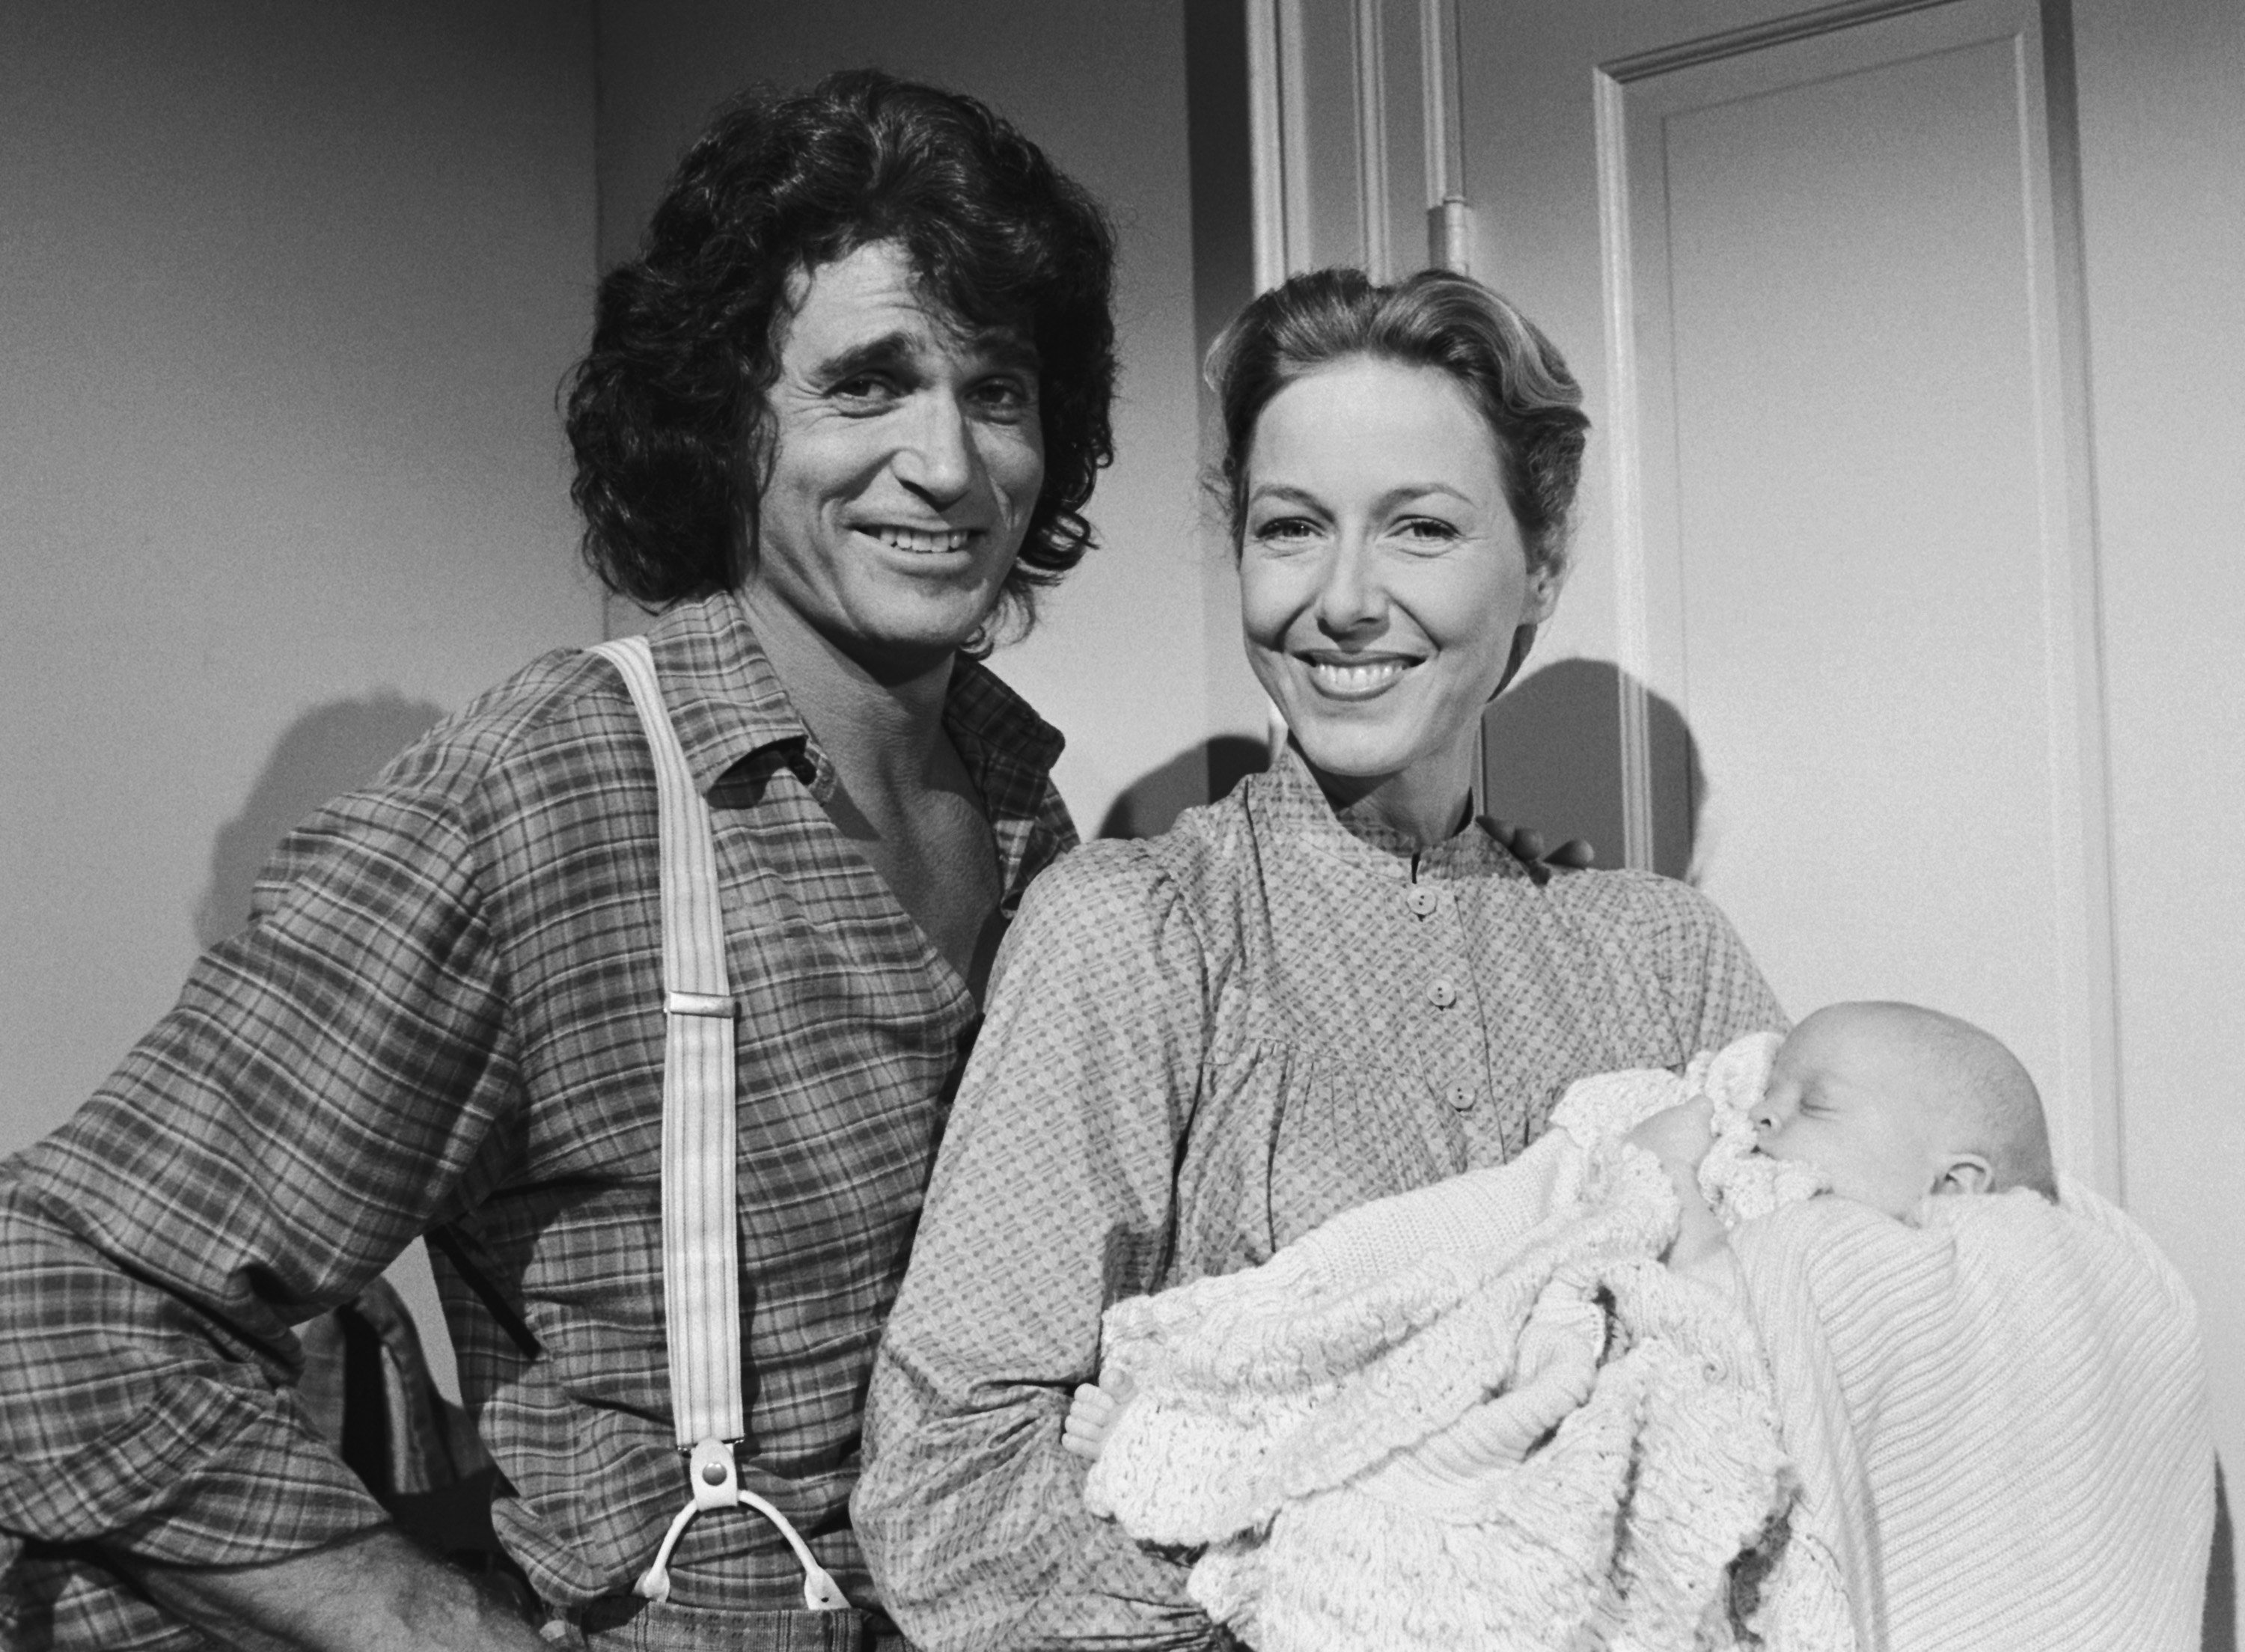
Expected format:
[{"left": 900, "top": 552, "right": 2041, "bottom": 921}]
[
  {"left": 1426, "top": 978, "right": 1458, "bottom": 1009},
  {"left": 1445, "top": 1082, "right": 1476, "bottom": 1111},
  {"left": 1405, "top": 885, "right": 1438, "bottom": 918}
]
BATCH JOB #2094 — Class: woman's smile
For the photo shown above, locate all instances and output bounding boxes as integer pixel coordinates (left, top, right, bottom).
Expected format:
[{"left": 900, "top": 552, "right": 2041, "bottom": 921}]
[{"left": 1299, "top": 650, "right": 1420, "bottom": 698}]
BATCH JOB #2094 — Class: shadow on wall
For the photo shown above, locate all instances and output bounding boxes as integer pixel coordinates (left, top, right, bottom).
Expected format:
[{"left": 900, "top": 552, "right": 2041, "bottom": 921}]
[
  {"left": 195, "top": 693, "right": 447, "bottom": 948},
  {"left": 1095, "top": 661, "right": 1709, "bottom": 869},
  {"left": 2210, "top": 1459, "right": 2236, "bottom": 1652},
  {"left": 1099, "top": 735, "right": 1268, "bottom": 840},
  {"left": 1482, "top": 658, "right": 1705, "bottom": 883}
]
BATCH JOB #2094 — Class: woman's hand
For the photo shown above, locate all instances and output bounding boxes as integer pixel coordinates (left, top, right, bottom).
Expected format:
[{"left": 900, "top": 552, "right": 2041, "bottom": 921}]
[{"left": 1061, "top": 1371, "right": 1137, "bottom": 1463}]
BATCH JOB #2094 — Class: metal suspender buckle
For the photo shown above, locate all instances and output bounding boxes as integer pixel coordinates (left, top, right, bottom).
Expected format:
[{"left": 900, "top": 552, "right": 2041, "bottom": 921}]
[{"left": 635, "top": 1438, "right": 852, "bottom": 1612}]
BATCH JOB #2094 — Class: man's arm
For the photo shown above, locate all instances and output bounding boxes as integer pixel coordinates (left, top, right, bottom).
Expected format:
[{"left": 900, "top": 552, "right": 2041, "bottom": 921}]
[
  {"left": 855, "top": 846, "right": 1223, "bottom": 1652},
  {"left": 130, "top": 1529, "right": 545, "bottom": 1652},
  {"left": 0, "top": 779, "right": 524, "bottom": 1630}
]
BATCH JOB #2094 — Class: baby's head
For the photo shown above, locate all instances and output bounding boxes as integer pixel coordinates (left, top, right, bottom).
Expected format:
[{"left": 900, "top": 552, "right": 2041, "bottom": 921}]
[{"left": 1754, "top": 1002, "right": 2056, "bottom": 1220}]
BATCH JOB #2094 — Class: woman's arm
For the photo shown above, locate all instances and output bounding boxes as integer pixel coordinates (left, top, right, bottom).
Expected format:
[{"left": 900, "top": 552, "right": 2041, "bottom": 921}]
[{"left": 857, "top": 847, "right": 1224, "bottom": 1652}]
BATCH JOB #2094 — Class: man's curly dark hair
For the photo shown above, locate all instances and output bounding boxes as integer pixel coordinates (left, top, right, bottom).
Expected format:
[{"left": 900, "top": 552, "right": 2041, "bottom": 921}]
[{"left": 564, "top": 70, "right": 1117, "bottom": 642}]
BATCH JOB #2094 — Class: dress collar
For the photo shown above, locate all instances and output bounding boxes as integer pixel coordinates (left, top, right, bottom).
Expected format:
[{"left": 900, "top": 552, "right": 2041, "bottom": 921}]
[{"left": 1248, "top": 741, "right": 1536, "bottom": 884}]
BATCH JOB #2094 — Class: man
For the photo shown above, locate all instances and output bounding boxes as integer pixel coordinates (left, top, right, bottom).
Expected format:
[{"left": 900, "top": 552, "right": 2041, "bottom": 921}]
[{"left": 0, "top": 71, "right": 1114, "bottom": 1650}]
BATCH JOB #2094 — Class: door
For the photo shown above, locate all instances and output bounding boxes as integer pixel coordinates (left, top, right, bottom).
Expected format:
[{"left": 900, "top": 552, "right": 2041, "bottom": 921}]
[{"left": 1248, "top": 0, "right": 2117, "bottom": 1196}]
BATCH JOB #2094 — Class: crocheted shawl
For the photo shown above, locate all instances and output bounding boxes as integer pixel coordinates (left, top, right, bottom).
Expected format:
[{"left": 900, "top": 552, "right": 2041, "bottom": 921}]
[
  {"left": 1084, "top": 1034, "right": 1849, "bottom": 1651},
  {"left": 1083, "top": 1032, "right": 2214, "bottom": 1651}
]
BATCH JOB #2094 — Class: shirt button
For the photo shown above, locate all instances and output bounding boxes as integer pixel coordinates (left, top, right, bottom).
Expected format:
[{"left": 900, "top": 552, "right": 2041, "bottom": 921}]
[
  {"left": 1445, "top": 1082, "right": 1476, "bottom": 1111},
  {"left": 1405, "top": 885, "right": 1438, "bottom": 918},
  {"left": 1426, "top": 978, "right": 1458, "bottom": 1009}
]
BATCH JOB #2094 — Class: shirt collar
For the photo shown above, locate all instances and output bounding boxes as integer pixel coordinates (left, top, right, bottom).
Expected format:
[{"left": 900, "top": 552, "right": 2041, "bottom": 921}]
[
  {"left": 1253, "top": 741, "right": 1533, "bottom": 883},
  {"left": 636, "top": 590, "right": 815, "bottom": 795},
  {"left": 634, "top": 590, "right": 1069, "bottom": 870}
]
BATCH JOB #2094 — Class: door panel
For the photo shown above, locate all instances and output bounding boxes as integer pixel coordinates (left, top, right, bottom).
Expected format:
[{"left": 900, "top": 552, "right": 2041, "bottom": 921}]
[{"left": 1601, "top": 4, "right": 2113, "bottom": 1187}]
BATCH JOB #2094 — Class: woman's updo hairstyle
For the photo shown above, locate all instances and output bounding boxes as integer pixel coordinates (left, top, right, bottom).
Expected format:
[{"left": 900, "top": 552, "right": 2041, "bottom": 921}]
[{"left": 1208, "top": 267, "right": 1589, "bottom": 577}]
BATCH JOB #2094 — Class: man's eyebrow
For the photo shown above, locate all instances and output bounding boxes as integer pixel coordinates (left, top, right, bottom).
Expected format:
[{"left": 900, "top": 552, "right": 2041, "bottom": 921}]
[
  {"left": 810, "top": 333, "right": 916, "bottom": 385},
  {"left": 810, "top": 328, "right": 1040, "bottom": 388},
  {"left": 971, "top": 329, "right": 1041, "bottom": 372}
]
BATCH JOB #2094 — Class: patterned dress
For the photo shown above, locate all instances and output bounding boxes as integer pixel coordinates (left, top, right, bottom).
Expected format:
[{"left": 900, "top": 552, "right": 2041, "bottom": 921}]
[{"left": 858, "top": 744, "right": 1786, "bottom": 1651}]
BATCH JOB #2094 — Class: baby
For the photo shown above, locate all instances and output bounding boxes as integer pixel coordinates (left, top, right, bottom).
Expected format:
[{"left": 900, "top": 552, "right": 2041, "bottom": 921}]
[
  {"left": 1064, "top": 999, "right": 2056, "bottom": 1462},
  {"left": 1634, "top": 998, "right": 2055, "bottom": 1282}
]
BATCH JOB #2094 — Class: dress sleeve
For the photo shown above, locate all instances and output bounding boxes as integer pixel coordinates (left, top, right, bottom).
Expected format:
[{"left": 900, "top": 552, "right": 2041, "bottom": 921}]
[
  {"left": 0, "top": 776, "right": 519, "bottom": 1570},
  {"left": 857, "top": 845, "right": 1224, "bottom": 1652},
  {"left": 1652, "top": 879, "right": 1789, "bottom": 1048}
]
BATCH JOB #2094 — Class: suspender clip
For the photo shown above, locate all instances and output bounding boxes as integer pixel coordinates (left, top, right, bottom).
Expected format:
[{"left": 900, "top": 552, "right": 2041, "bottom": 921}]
[{"left": 636, "top": 1436, "right": 852, "bottom": 1612}]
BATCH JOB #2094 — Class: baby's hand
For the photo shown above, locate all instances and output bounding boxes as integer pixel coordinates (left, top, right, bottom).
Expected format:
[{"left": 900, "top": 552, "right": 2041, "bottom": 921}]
[
  {"left": 1061, "top": 1372, "right": 1136, "bottom": 1463},
  {"left": 1627, "top": 1095, "right": 1717, "bottom": 1169}
]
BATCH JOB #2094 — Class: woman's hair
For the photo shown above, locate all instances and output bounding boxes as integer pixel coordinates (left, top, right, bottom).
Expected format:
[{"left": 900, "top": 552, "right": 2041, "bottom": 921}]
[
  {"left": 1207, "top": 268, "right": 1589, "bottom": 576},
  {"left": 564, "top": 70, "right": 1117, "bottom": 642}
]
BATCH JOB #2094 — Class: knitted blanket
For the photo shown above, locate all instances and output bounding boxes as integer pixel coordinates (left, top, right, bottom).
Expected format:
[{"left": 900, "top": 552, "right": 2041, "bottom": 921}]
[
  {"left": 1084, "top": 1035, "right": 1848, "bottom": 1651},
  {"left": 1084, "top": 1033, "right": 2214, "bottom": 1651},
  {"left": 1731, "top": 1175, "right": 2213, "bottom": 1651}
]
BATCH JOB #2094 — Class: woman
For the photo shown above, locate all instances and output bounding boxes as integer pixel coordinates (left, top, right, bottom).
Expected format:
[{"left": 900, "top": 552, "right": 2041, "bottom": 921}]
[{"left": 854, "top": 268, "right": 1786, "bottom": 1649}]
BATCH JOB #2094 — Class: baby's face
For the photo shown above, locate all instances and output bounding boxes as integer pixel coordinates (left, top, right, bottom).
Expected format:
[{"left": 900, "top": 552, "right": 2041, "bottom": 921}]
[{"left": 1753, "top": 1011, "right": 1946, "bottom": 1219}]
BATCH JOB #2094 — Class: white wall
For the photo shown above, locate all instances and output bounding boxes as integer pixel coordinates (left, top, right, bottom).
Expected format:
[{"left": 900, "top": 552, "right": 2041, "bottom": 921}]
[
  {"left": 2075, "top": 0, "right": 2245, "bottom": 1613},
  {"left": 592, "top": 0, "right": 1268, "bottom": 839},
  {"left": 0, "top": 2, "right": 602, "bottom": 1154}
]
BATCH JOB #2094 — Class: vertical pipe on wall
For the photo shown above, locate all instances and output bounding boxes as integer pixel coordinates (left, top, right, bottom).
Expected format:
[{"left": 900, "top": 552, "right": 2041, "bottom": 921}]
[
  {"left": 1592, "top": 70, "right": 1659, "bottom": 875},
  {"left": 1420, "top": 0, "right": 1471, "bottom": 272},
  {"left": 1247, "top": 0, "right": 1304, "bottom": 759},
  {"left": 1245, "top": 0, "right": 1291, "bottom": 295},
  {"left": 1354, "top": 0, "right": 1391, "bottom": 279}
]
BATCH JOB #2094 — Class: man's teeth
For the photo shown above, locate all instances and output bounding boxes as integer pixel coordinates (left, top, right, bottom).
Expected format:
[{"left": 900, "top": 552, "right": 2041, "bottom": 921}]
[
  {"left": 872, "top": 526, "right": 974, "bottom": 554},
  {"left": 1307, "top": 658, "right": 1410, "bottom": 691}
]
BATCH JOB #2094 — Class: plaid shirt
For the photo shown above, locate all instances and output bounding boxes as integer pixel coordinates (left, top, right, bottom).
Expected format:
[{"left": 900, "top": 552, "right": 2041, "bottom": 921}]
[
  {"left": 0, "top": 591, "right": 1073, "bottom": 1645},
  {"left": 857, "top": 746, "right": 1784, "bottom": 1651}
]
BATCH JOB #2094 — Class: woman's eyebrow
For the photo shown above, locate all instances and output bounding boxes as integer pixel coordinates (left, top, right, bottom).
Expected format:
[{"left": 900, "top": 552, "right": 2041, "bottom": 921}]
[
  {"left": 1247, "top": 483, "right": 1324, "bottom": 507},
  {"left": 1374, "top": 483, "right": 1476, "bottom": 510},
  {"left": 1248, "top": 482, "right": 1476, "bottom": 511}
]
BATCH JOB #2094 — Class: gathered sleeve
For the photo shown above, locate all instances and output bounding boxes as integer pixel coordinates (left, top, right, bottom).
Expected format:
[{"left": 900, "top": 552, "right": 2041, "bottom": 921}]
[
  {"left": 856, "top": 845, "right": 1226, "bottom": 1652},
  {"left": 1637, "top": 875, "right": 1789, "bottom": 1050},
  {"left": 0, "top": 777, "right": 520, "bottom": 1570}
]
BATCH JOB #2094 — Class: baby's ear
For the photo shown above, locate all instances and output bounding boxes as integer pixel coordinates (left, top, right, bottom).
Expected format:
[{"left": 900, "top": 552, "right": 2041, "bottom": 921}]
[{"left": 1932, "top": 1154, "right": 1994, "bottom": 1196}]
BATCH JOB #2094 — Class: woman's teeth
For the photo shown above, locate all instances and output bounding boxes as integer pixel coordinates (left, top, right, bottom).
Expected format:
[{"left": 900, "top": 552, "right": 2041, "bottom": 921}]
[
  {"left": 1306, "top": 657, "right": 1411, "bottom": 694},
  {"left": 872, "top": 526, "right": 974, "bottom": 554}
]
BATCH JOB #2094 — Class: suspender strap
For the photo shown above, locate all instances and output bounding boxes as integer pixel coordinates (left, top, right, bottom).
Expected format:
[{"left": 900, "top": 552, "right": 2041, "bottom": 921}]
[{"left": 589, "top": 637, "right": 846, "bottom": 1614}]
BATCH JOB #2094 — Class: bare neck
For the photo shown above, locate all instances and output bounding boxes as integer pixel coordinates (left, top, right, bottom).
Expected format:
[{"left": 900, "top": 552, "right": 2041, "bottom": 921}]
[
  {"left": 1306, "top": 726, "right": 1480, "bottom": 849},
  {"left": 739, "top": 585, "right": 955, "bottom": 796}
]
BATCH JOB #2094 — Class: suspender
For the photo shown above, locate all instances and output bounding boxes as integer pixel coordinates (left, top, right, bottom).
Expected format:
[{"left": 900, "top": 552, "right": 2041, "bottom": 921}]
[{"left": 590, "top": 637, "right": 848, "bottom": 1614}]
